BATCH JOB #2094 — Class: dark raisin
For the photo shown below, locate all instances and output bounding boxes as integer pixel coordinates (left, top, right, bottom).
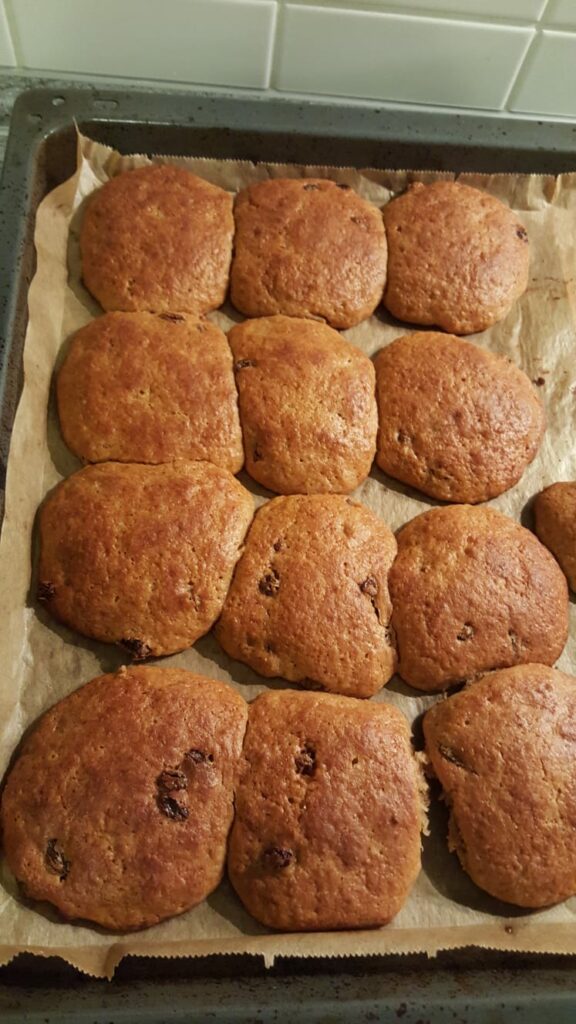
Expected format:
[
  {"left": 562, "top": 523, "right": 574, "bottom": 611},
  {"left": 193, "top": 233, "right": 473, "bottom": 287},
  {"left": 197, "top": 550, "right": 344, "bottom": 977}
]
[
  {"left": 185, "top": 749, "right": 214, "bottom": 765},
  {"left": 295, "top": 745, "right": 316, "bottom": 777},
  {"left": 273, "top": 539, "right": 282, "bottom": 552},
  {"left": 303, "top": 183, "right": 319, "bottom": 191},
  {"left": 456, "top": 623, "right": 474, "bottom": 642},
  {"left": 45, "top": 839, "right": 70, "bottom": 881},
  {"left": 234, "top": 358, "right": 255, "bottom": 371},
  {"left": 158, "top": 312, "right": 185, "bottom": 322},
  {"left": 37, "top": 581, "right": 56, "bottom": 603},
  {"left": 120, "top": 638, "right": 152, "bottom": 661},
  {"left": 533, "top": 376, "right": 545, "bottom": 387},
  {"left": 516, "top": 226, "right": 528, "bottom": 242},
  {"left": 158, "top": 795, "right": 189, "bottom": 821},
  {"left": 253, "top": 445, "right": 263, "bottom": 462},
  {"left": 337, "top": 183, "right": 351, "bottom": 190},
  {"left": 157, "top": 769, "right": 188, "bottom": 792},
  {"left": 263, "top": 846, "right": 293, "bottom": 869},
  {"left": 359, "top": 576, "right": 378, "bottom": 598},
  {"left": 259, "top": 568, "right": 280, "bottom": 597}
]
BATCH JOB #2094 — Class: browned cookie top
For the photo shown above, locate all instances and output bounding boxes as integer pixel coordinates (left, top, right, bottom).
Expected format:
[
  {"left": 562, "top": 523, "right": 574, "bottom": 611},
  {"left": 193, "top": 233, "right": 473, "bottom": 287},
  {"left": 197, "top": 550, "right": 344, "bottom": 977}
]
[
  {"left": 57, "top": 312, "right": 244, "bottom": 471},
  {"left": 424, "top": 664, "right": 576, "bottom": 908},
  {"left": 0, "top": 666, "right": 247, "bottom": 930},
  {"left": 375, "top": 332, "right": 544, "bottom": 503},
  {"left": 80, "top": 164, "right": 234, "bottom": 314},
  {"left": 229, "top": 315, "right": 377, "bottom": 494},
  {"left": 390, "top": 505, "right": 568, "bottom": 691},
  {"left": 37, "top": 461, "right": 253, "bottom": 658},
  {"left": 534, "top": 482, "right": 576, "bottom": 592},
  {"left": 215, "top": 495, "right": 397, "bottom": 698},
  {"left": 383, "top": 181, "right": 530, "bottom": 334},
  {"left": 230, "top": 178, "right": 387, "bottom": 329},
  {"left": 228, "top": 689, "right": 423, "bottom": 931}
]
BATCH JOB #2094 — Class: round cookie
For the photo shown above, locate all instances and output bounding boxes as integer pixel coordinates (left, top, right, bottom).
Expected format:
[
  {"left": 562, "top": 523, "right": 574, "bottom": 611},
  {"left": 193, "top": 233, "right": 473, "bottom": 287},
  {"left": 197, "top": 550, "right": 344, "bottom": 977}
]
[
  {"left": 534, "top": 482, "right": 576, "bottom": 592},
  {"left": 80, "top": 164, "right": 234, "bottom": 314},
  {"left": 37, "top": 461, "right": 253, "bottom": 658},
  {"left": 215, "top": 494, "right": 397, "bottom": 699},
  {"left": 383, "top": 181, "right": 530, "bottom": 334},
  {"left": 229, "top": 315, "right": 377, "bottom": 494},
  {"left": 228, "top": 689, "right": 424, "bottom": 931},
  {"left": 0, "top": 666, "right": 248, "bottom": 930},
  {"left": 57, "top": 312, "right": 244, "bottom": 471},
  {"left": 374, "top": 332, "right": 544, "bottom": 503},
  {"left": 390, "top": 505, "right": 568, "bottom": 691},
  {"left": 230, "top": 178, "right": 387, "bottom": 329},
  {"left": 424, "top": 664, "right": 576, "bottom": 908}
]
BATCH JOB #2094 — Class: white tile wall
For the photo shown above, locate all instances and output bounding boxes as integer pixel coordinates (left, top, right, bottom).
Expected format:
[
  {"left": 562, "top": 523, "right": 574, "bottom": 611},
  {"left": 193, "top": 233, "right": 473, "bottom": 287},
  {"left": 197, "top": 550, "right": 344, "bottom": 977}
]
[
  {"left": 276, "top": 6, "right": 533, "bottom": 109},
  {"left": 511, "top": 30, "right": 576, "bottom": 117},
  {"left": 0, "top": 1, "right": 15, "bottom": 66},
  {"left": 2, "top": 0, "right": 576, "bottom": 121}
]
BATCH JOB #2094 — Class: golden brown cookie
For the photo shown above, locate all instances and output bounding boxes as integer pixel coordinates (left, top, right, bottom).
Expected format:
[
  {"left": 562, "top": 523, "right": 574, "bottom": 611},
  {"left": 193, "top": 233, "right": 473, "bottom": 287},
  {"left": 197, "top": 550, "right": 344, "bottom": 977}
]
[
  {"left": 374, "top": 332, "right": 544, "bottom": 503},
  {"left": 37, "top": 461, "right": 253, "bottom": 658},
  {"left": 383, "top": 181, "right": 530, "bottom": 334},
  {"left": 215, "top": 495, "right": 397, "bottom": 698},
  {"left": 80, "top": 164, "right": 234, "bottom": 314},
  {"left": 534, "top": 482, "right": 576, "bottom": 592},
  {"left": 229, "top": 315, "right": 377, "bottom": 494},
  {"left": 424, "top": 664, "right": 576, "bottom": 908},
  {"left": 57, "top": 312, "right": 244, "bottom": 471},
  {"left": 390, "top": 505, "right": 568, "bottom": 692},
  {"left": 230, "top": 178, "right": 387, "bottom": 329},
  {"left": 228, "top": 689, "right": 423, "bottom": 930},
  {"left": 0, "top": 666, "right": 247, "bottom": 930}
]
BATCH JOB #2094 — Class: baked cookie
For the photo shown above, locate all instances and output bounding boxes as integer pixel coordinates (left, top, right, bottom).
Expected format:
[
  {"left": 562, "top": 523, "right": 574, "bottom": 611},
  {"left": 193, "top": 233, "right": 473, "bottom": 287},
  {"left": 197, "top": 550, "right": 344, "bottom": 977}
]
[
  {"left": 230, "top": 178, "right": 387, "bottom": 329},
  {"left": 383, "top": 181, "right": 530, "bottom": 334},
  {"left": 374, "top": 332, "right": 544, "bottom": 503},
  {"left": 57, "top": 312, "right": 243, "bottom": 471},
  {"left": 215, "top": 495, "right": 397, "bottom": 698},
  {"left": 229, "top": 315, "right": 377, "bottom": 494},
  {"left": 390, "top": 505, "right": 568, "bottom": 691},
  {"left": 1, "top": 666, "right": 247, "bottom": 930},
  {"left": 534, "top": 482, "right": 576, "bottom": 592},
  {"left": 80, "top": 164, "right": 234, "bottom": 314},
  {"left": 228, "top": 689, "right": 423, "bottom": 930},
  {"left": 424, "top": 664, "right": 576, "bottom": 908},
  {"left": 37, "top": 461, "right": 253, "bottom": 658}
]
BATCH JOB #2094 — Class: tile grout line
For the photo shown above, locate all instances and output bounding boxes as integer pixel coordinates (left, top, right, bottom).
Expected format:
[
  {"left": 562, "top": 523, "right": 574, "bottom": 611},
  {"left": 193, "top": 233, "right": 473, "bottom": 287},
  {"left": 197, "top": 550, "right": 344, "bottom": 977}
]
[{"left": 2, "top": 0, "right": 23, "bottom": 67}]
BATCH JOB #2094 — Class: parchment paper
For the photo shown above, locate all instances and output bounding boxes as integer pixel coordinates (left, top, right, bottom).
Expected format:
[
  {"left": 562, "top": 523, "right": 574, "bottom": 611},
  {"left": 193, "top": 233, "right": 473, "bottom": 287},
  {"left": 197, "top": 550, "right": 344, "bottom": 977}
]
[{"left": 0, "top": 132, "right": 575, "bottom": 978}]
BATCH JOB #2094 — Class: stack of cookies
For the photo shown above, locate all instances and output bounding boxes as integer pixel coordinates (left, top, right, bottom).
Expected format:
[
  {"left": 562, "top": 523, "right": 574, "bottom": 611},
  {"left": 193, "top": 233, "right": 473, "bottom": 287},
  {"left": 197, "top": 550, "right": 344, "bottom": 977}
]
[{"left": 2, "top": 160, "right": 575, "bottom": 937}]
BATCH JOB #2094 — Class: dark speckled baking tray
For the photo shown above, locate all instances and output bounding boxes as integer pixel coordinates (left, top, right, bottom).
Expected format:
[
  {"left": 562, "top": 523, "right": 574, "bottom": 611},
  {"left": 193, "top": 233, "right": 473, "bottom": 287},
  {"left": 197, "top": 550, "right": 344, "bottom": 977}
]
[{"left": 1, "top": 84, "right": 576, "bottom": 1022}]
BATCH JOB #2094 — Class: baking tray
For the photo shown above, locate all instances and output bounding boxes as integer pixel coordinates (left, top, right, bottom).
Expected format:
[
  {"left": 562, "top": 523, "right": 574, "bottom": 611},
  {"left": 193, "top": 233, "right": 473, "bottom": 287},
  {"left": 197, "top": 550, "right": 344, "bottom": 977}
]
[{"left": 2, "top": 83, "right": 576, "bottom": 1021}]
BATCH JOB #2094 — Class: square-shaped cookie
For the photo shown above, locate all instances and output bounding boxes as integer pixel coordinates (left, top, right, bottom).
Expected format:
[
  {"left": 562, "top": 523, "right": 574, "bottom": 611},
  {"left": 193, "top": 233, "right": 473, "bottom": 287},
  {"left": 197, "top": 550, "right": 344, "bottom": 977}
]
[
  {"left": 229, "top": 315, "right": 377, "bottom": 494},
  {"left": 57, "top": 312, "right": 244, "bottom": 472},
  {"left": 228, "top": 689, "right": 423, "bottom": 930}
]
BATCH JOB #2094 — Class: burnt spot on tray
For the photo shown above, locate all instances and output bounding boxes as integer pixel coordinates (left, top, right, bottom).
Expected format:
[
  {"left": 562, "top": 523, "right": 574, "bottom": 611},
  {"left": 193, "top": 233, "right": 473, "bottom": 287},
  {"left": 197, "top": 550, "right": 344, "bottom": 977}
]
[
  {"left": 259, "top": 568, "right": 280, "bottom": 597},
  {"left": 533, "top": 376, "right": 545, "bottom": 387},
  {"left": 45, "top": 839, "right": 70, "bottom": 881}
]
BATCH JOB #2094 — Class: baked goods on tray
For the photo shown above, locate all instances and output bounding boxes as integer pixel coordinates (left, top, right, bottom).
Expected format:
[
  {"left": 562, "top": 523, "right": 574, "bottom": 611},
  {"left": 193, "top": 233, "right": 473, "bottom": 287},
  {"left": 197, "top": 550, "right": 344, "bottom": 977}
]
[
  {"left": 228, "top": 689, "right": 424, "bottom": 930},
  {"left": 57, "top": 312, "right": 244, "bottom": 471},
  {"left": 230, "top": 177, "right": 387, "bottom": 328},
  {"left": 0, "top": 666, "right": 247, "bottom": 930},
  {"left": 534, "top": 482, "right": 576, "bottom": 592},
  {"left": 37, "top": 461, "right": 253, "bottom": 658},
  {"left": 80, "top": 164, "right": 234, "bottom": 315},
  {"left": 424, "top": 664, "right": 576, "bottom": 908},
  {"left": 390, "top": 505, "right": 569, "bottom": 691},
  {"left": 229, "top": 315, "right": 377, "bottom": 494},
  {"left": 374, "top": 331, "right": 544, "bottom": 503},
  {"left": 215, "top": 494, "right": 397, "bottom": 698},
  {"left": 383, "top": 181, "right": 530, "bottom": 334}
]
